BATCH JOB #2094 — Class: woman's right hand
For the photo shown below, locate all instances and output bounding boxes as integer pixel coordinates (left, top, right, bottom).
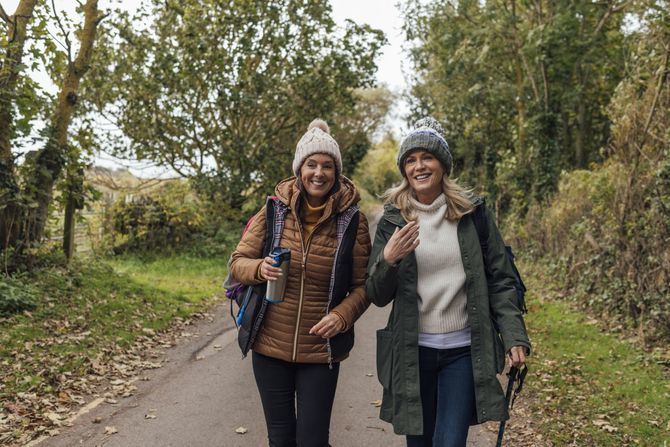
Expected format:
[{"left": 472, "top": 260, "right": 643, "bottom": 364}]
[
  {"left": 383, "top": 220, "right": 420, "bottom": 265},
  {"left": 259, "top": 256, "right": 283, "bottom": 281}
]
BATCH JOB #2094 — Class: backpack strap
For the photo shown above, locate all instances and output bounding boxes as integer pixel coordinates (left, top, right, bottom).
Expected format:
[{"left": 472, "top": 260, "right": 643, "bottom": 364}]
[
  {"left": 473, "top": 198, "right": 528, "bottom": 314},
  {"left": 228, "top": 196, "right": 287, "bottom": 326},
  {"left": 267, "top": 196, "right": 288, "bottom": 253},
  {"left": 472, "top": 197, "right": 490, "bottom": 277}
]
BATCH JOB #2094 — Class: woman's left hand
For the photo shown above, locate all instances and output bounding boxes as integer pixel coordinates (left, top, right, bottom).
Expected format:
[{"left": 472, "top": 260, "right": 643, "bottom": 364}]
[
  {"left": 508, "top": 346, "right": 527, "bottom": 368},
  {"left": 309, "top": 313, "right": 345, "bottom": 339}
]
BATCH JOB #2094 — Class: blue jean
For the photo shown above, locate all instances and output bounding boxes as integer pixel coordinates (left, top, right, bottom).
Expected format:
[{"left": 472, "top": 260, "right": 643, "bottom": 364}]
[{"left": 406, "top": 345, "right": 476, "bottom": 447}]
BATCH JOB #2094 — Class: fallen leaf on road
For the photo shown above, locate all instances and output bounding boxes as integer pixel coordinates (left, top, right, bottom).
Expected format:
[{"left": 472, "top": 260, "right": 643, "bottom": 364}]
[
  {"left": 235, "top": 426, "right": 248, "bottom": 434},
  {"left": 104, "top": 426, "right": 118, "bottom": 435},
  {"left": 45, "top": 412, "right": 63, "bottom": 425},
  {"left": 370, "top": 400, "right": 382, "bottom": 407},
  {"left": 145, "top": 414, "right": 157, "bottom": 419}
]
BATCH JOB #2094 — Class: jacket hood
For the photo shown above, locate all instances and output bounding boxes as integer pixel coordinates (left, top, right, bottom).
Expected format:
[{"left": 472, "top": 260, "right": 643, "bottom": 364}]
[{"left": 275, "top": 175, "right": 360, "bottom": 214}]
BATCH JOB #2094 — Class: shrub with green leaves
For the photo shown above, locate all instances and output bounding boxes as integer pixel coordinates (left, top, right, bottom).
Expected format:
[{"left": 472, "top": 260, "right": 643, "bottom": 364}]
[
  {"left": 108, "top": 181, "right": 204, "bottom": 252},
  {"left": 0, "top": 279, "right": 37, "bottom": 317}
]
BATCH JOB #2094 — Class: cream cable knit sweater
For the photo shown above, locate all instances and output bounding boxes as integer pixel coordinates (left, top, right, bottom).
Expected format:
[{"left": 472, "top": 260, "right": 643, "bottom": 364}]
[{"left": 411, "top": 194, "right": 469, "bottom": 334}]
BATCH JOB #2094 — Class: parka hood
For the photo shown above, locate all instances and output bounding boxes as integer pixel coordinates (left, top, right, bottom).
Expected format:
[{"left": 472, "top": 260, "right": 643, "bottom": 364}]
[{"left": 274, "top": 175, "right": 361, "bottom": 215}]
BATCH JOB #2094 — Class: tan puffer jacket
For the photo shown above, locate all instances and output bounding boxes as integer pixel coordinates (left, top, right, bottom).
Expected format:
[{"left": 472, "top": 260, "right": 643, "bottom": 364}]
[{"left": 230, "top": 176, "right": 371, "bottom": 364}]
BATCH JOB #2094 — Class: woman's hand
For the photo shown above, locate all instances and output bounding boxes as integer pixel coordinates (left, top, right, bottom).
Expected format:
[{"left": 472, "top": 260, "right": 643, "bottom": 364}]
[
  {"left": 508, "top": 346, "right": 527, "bottom": 368},
  {"left": 383, "top": 221, "right": 420, "bottom": 265},
  {"left": 259, "top": 256, "right": 283, "bottom": 281},
  {"left": 309, "top": 313, "right": 345, "bottom": 339}
]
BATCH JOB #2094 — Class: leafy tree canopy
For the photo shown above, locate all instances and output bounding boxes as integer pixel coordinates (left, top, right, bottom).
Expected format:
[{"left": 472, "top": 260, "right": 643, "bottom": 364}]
[{"left": 86, "top": 0, "right": 387, "bottom": 213}]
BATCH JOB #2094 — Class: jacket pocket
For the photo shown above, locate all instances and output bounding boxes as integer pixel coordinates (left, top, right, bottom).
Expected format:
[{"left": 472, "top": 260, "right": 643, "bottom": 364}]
[
  {"left": 492, "top": 324, "right": 505, "bottom": 374},
  {"left": 376, "top": 328, "right": 393, "bottom": 389}
]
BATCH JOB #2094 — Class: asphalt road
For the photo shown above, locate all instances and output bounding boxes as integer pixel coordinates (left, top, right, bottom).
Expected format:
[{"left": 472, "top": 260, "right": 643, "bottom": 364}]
[{"left": 38, "top": 213, "right": 495, "bottom": 447}]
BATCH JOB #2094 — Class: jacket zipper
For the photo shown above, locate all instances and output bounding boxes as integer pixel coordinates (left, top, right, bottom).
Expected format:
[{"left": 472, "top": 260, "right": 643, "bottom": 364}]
[
  {"left": 291, "top": 204, "right": 333, "bottom": 362},
  {"left": 292, "top": 234, "right": 312, "bottom": 362}
]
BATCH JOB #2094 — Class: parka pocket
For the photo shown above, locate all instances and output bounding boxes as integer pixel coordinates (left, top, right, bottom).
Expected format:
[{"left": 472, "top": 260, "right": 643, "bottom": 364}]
[
  {"left": 376, "top": 329, "right": 393, "bottom": 389},
  {"left": 492, "top": 326, "right": 505, "bottom": 374}
]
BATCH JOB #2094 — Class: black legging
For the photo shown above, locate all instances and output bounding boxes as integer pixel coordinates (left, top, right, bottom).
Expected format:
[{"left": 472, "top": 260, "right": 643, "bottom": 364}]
[{"left": 252, "top": 351, "right": 340, "bottom": 447}]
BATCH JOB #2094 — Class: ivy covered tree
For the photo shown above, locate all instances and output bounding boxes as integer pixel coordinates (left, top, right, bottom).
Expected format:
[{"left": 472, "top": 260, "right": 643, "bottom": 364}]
[
  {"left": 86, "top": 0, "right": 387, "bottom": 216},
  {"left": 403, "top": 0, "right": 628, "bottom": 211},
  {"left": 1, "top": 0, "right": 106, "bottom": 264}
]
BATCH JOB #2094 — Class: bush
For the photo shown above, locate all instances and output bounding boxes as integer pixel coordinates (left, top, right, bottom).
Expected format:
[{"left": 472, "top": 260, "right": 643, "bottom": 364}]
[
  {"left": 108, "top": 180, "right": 205, "bottom": 253},
  {"left": 0, "top": 279, "right": 37, "bottom": 317},
  {"left": 514, "top": 161, "right": 670, "bottom": 345},
  {"left": 509, "top": 17, "right": 670, "bottom": 346}
]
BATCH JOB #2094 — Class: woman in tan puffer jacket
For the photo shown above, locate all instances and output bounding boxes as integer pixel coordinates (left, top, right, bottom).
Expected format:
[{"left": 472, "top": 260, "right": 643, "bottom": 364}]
[{"left": 229, "top": 119, "right": 371, "bottom": 447}]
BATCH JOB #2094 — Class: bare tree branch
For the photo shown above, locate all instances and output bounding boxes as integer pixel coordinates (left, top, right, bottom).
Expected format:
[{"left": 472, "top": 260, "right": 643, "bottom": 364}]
[
  {"left": 51, "top": 0, "right": 72, "bottom": 62},
  {"left": 594, "top": 0, "right": 631, "bottom": 36},
  {"left": 637, "top": 47, "right": 669, "bottom": 156},
  {"left": 0, "top": 3, "right": 11, "bottom": 23}
]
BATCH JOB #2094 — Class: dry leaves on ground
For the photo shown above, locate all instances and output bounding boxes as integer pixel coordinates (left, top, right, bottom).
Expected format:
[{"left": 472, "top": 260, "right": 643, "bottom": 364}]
[{"left": 0, "top": 312, "right": 209, "bottom": 446}]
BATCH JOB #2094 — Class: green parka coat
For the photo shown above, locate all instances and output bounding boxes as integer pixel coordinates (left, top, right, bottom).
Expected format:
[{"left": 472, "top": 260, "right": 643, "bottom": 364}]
[{"left": 366, "top": 201, "right": 531, "bottom": 436}]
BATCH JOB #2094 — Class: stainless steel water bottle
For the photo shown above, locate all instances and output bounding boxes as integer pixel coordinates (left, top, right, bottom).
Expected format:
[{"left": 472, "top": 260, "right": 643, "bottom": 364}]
[{"left": 266, "top": 247, "right": 291, "bottom": 303}]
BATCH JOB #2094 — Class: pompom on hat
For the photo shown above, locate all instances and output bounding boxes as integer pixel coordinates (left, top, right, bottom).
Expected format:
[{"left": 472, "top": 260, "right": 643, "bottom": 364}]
[
  {"left": 397, "top": 116, "right": 453, "bottom": 176},
  {"left": 292, "top": 119, "right": 343, "bottom": 176}
]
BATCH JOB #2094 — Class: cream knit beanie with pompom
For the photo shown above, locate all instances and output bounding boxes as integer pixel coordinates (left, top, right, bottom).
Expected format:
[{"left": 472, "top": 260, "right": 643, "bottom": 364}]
[{"left": 292, "top": 119, "right": 343, "bottom": 176}]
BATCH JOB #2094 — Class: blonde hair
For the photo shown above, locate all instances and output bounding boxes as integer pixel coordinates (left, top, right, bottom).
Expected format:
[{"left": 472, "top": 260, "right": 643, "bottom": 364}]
[{"left": 382, "top": 175, "right": 475, "bottom": 222}]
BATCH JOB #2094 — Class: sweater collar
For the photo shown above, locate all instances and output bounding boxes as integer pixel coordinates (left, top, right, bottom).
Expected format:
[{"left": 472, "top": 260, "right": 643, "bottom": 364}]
[{"left": 409, "top": 193, "right": 447, "bottom": 213}]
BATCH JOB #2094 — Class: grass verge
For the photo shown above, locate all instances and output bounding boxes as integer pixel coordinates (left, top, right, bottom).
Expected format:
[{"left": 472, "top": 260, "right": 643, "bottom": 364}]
[
  {"left": 519, "top": 258, "right": 670, "bottom": 446},
  {"left": 0, "top": 254, "right": 227, "bottom": 444}
]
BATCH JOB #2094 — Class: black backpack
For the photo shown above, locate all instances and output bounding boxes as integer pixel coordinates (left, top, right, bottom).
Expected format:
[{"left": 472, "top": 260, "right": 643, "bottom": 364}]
[{"left": 472, "top": 200, "right": 528, "bottom": 314}]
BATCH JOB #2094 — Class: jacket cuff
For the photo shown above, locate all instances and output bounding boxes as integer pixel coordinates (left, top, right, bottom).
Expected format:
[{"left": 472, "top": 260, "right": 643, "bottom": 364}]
[
  {"left": 330, "top": 310, "right": 349, "bottom": 332},
  {"left": 254, "top": 260, "right": 265, "bottom": 283},
  {"left": 373, "top": 251, "right": 398, "bottom": 274}
]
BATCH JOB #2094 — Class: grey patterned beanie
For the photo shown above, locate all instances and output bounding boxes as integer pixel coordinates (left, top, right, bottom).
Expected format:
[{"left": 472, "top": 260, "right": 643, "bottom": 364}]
[
  {"left": 293, "top": 119, "right": 342, "bottom": 176},
  {"left": 397, "top": 117, "right": 452, "bottom": 176}
]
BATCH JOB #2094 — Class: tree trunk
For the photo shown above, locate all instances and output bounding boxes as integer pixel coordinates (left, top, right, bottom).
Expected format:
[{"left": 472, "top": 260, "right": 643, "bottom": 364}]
[
  {"left": 575, "top": 99, "right": 586, "bottom": 168},
  {"left": 0, "top": 0, "right": 39, "bottom": 166},
  {"left": 24, "top": 0, "right": 104, "bottom": 242},
  {"left": 63, "top": 195, "right": 76, "bottom": 260},
  {"left": 0, "top": 0, "right": 39, "bottom": 251}
]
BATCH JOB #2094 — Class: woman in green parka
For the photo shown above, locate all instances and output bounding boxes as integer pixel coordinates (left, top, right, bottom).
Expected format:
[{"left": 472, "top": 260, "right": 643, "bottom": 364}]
[{"left": 366, "top": 117, "right": 531, "bottom": 447}]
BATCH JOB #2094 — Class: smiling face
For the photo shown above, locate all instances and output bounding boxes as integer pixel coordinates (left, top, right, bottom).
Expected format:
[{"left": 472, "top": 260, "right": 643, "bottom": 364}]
[
  {"left": 300, "top": 153, "right": 337, "bottom": 206},
  {"left": 403, "top": 149, "right": 445, "bottom": 204}
]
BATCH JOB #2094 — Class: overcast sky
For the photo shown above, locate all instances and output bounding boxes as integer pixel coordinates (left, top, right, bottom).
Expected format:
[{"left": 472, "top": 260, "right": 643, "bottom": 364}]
[{"left": 4, "top": 0, "right": 410, "bottom": 175}]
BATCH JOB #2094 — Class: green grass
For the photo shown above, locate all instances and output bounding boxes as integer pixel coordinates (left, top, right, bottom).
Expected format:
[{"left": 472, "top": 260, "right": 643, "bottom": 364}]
[
  {"left": 0, "top": 254, "right": 227, "bottom": 401},
  {"left": 521, "top": 259, "right": 670, "bottom": 445},
  {"left": 108, "top": 254, "right": 227, "bottom": 302}
]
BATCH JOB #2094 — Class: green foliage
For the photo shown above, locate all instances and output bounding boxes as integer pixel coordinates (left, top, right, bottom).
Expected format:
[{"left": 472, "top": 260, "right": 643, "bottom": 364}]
[
  {"left": 1, "top": 1, "right": 107, "bottom": 269},
  {"left": 403, "top": 0, "right": 627, "bottom": 209},
  {"left": 85, "top": 0, "right": 387, "bottom": 211},
  {"left": 0, "top": 277, "right": 37, "bottom": 317},
  {"left": 108, "top": 180, "right": 204, "bottom": 253},
  {"left": 353, "top": 132, "right": 401, "bottom": 198},
  {"left": 509, "top": 5, "right": 670, "bottom": 345}
]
